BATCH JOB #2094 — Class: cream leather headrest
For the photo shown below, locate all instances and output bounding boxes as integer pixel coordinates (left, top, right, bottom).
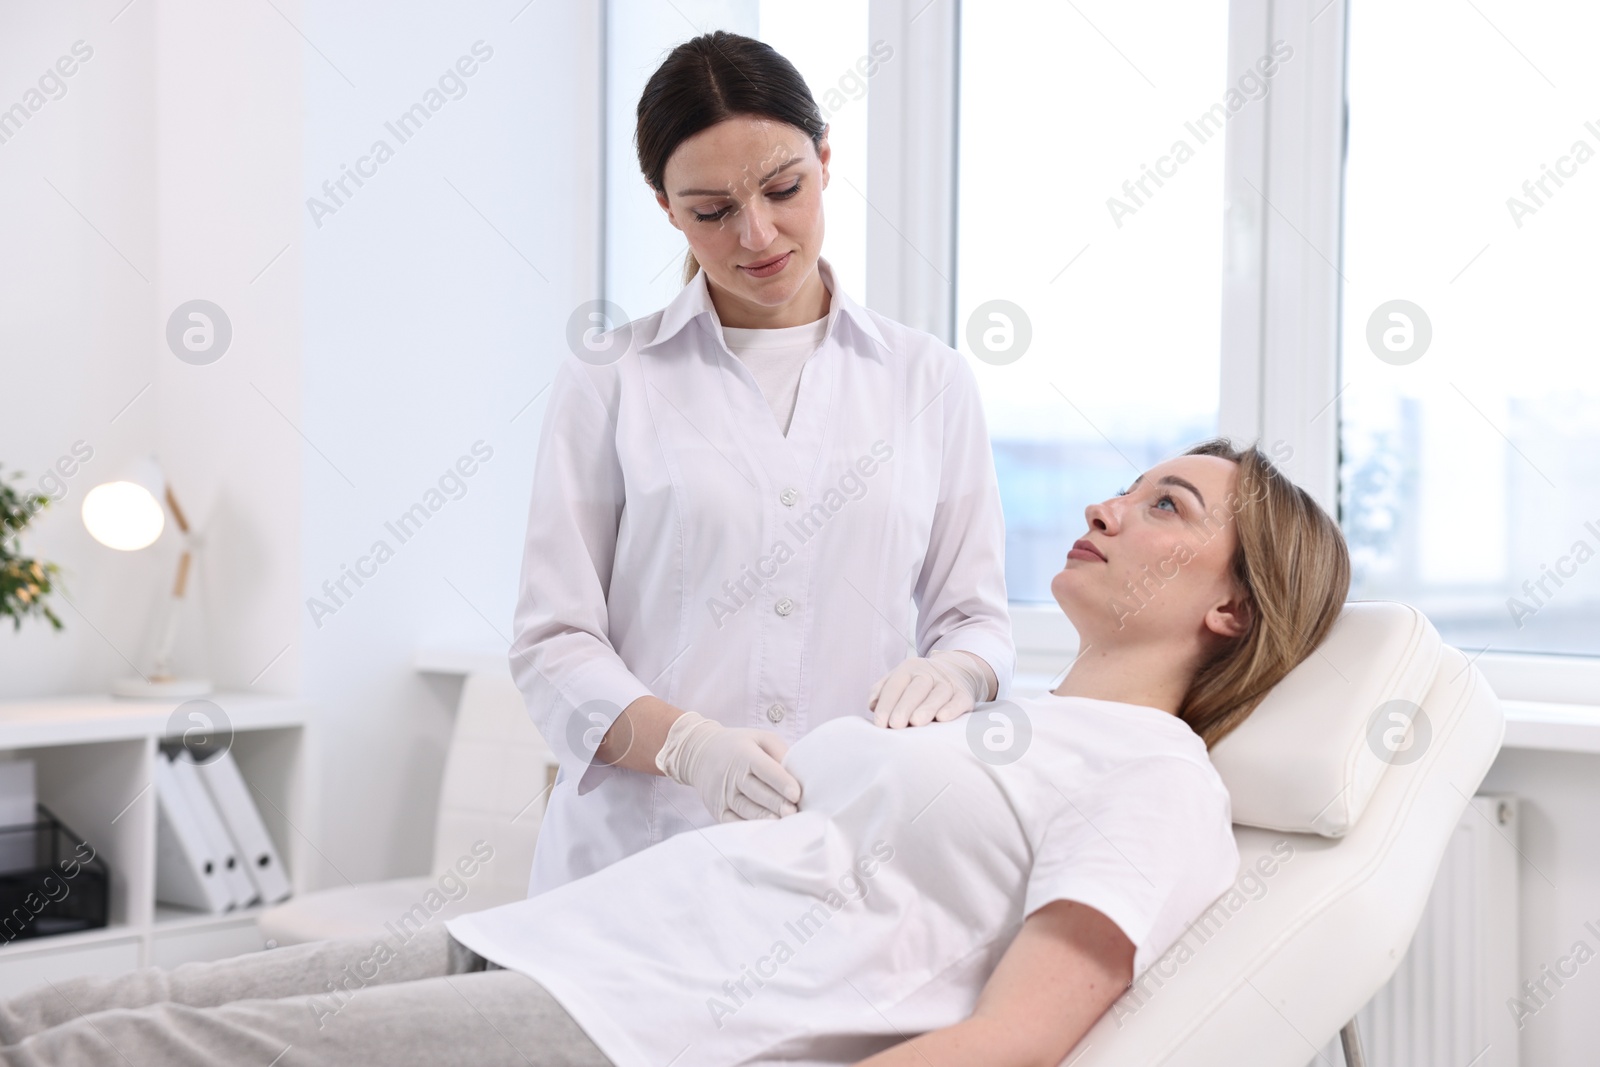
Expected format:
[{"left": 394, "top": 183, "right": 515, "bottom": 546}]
[{"left": 1209, "top": 601, "right": 1443, "bottom": 837}]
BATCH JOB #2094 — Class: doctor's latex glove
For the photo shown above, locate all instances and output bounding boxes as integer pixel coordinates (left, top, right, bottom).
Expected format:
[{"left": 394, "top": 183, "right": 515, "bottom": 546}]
[
  {"left": 655, "top": 712, "right": 802, "bottom": 823},
  {"left": 868, "top": 650, "right": 991, "bottom": 729}
]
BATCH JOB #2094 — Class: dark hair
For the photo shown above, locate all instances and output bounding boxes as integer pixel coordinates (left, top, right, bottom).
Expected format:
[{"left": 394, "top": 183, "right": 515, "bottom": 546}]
[{"left": 636, "top": 31, "right": 827, "bottom": 283}]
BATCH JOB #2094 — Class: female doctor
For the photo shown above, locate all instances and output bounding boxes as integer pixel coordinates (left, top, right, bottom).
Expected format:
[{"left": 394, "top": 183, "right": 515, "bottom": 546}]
[{"left": 515, "top": 29, "right": 1014, "bottom": 896}]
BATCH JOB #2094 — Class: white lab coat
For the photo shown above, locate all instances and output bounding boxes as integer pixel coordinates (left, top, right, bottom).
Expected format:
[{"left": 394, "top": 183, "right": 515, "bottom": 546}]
[{"left": 514, "top": 257, "right": 1014, "bottom": 896}]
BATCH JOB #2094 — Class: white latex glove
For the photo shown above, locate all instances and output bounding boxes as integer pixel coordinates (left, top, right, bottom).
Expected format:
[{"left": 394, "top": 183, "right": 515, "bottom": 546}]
[
  {"left": 655, "top": 712, "right": 802, "bottom": 822},
  {"left": 868, "top": 650, "right": 991, "bottom": 729}
]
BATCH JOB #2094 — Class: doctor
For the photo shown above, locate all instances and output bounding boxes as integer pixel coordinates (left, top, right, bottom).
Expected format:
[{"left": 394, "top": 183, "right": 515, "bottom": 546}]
[{"left": 514, "top": 29, "right": 1014, "bottom": 896}]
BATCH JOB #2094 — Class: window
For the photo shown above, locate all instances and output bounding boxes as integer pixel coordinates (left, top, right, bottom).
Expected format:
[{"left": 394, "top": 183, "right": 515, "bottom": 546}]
[
  {"left": 956, "top": 0, "right": 1233, "bottom": 603},
  {"left": 1338, "top": 0, "right": 1600, "bottom": 655}
]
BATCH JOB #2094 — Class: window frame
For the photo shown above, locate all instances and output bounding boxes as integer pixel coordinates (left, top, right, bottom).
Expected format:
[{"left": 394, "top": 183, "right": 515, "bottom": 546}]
[
  {"left": 863, "top": 0, "right": 1600, "bottom": 701},
  {"left": 864, "top": 0, "right": 961, "bottom": 341}
]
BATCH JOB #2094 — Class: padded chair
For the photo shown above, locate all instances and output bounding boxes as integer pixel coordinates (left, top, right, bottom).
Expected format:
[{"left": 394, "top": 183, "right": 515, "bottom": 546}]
[
  {"left": 259, "top": 671, "right": 554, "bottom": 946},
  {"left": 1055, "top": 600, "right": 1505, "bottom": 1066}
]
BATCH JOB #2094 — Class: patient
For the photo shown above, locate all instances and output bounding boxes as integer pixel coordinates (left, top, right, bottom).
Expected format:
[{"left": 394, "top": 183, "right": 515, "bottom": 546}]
[{"left": 0, "top": 439, "right": 1349, "bottom": 1067}]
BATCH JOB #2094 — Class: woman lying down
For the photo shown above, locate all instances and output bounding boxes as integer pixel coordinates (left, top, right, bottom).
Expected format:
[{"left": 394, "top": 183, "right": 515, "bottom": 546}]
[{"left": 0, "top": 439, "right": 1350, "bottom": 1067}]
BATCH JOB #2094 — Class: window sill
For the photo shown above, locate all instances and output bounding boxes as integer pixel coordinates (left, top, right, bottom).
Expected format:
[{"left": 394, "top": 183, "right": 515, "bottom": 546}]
[{"left": 1498, "top": 701, "right": 1600, "bottom": 755}]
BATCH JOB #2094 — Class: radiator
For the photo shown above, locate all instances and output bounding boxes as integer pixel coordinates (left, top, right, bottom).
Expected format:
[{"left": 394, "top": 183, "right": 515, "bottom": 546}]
[{"left": 1304, "top": 794, "right": 1521, "bottom": 1067}]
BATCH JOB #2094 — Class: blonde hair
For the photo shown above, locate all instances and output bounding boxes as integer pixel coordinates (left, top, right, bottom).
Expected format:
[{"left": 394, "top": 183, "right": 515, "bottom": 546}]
[
  {"left": 682, "top": 248, "right": 701, "bottom": 285},
  {"left": 1177, "top": 439, "right": 1351, "bottom": 748}
]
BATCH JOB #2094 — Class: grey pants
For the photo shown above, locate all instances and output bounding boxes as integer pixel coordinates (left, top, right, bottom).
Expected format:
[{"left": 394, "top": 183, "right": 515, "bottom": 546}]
[{"left": 0, "top": 925, "right": 613, "bottom": 1066}]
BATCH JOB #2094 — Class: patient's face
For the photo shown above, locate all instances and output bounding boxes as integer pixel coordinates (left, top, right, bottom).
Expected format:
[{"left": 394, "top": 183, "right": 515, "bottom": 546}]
[{"left": 1050, "top": 454, "right": 1246, "bottom": 644}]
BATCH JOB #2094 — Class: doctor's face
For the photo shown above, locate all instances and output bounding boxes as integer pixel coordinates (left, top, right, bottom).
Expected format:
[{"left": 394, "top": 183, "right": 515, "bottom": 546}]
[
  {"left": 655, "top": 115, "right": 829, "bottom": 312},
  {"left": 1051, "top": 454, "right": 1251, "bottom": 648}
]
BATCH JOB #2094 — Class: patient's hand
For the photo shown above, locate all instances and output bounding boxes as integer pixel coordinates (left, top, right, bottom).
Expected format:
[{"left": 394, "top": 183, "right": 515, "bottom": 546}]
[{"left": 867, "top": 652, "right": 986, "bottom": 729}]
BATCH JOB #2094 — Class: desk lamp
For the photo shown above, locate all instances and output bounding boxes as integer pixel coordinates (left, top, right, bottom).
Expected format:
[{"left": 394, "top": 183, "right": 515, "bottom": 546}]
[{"left": 80, "top": 459, "right": 211, "bottom": 699}]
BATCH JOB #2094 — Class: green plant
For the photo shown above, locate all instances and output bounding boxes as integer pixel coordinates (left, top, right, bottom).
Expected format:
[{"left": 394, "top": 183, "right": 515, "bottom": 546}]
[{"left": 0, "top": 466, "right": 63, "bottom": 631}]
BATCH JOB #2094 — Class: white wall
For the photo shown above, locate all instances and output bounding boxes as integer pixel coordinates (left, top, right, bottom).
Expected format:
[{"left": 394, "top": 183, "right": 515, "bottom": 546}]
[
  {"left": 153, "top": 0, "right": 304, "bottom": 705},
  {"left": 0, "top": 2, "right": 162, "bottom": 693},
  {"left": 296, "top": 0, "right": 601, "bottom": 883},
  {"left": 0, "top": 0, "right": 303, "bottom": 706}
]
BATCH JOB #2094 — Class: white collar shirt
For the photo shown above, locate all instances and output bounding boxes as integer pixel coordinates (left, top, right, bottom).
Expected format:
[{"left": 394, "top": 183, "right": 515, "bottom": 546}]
[{"left": 515, "top": 257, "right": 1015, "bottom": 896}]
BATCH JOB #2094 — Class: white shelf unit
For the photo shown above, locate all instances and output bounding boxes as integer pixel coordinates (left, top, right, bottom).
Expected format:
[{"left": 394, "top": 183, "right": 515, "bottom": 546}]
[{"left": 0, "top": 693, "right": 310, "bottom": 996}]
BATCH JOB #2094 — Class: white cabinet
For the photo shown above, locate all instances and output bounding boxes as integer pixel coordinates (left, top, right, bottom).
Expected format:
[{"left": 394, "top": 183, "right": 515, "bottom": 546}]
[{"left": 0, "top": 694, "right": 309, "bottom": 992}]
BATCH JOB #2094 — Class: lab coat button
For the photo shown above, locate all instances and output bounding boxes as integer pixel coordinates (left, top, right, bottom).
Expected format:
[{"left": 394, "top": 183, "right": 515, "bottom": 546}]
[
  {"left": 767, "top": 703, "right": 786, "bottom": 723},
  {"left": 780, "top": 488, "right": 799, "bottom": 507},
  {"left": 774, "top": 597, "right": 794, "bottom": 616}
]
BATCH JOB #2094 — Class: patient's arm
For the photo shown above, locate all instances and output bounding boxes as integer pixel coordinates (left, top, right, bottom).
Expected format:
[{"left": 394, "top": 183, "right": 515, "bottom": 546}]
[{"left": 851, "top": 899, "right": 1133, "bottom": 1067}]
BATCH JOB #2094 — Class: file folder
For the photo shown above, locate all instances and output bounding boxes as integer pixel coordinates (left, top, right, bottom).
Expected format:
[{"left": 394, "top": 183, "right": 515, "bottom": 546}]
[
  {"left": 154, "top": 753, "right": 232, "bottom": 913},
  {"left": 168, "top": 752, "right": 256, "bottom": 908},
  {"left": 187, "top": 749, "right": 292, "bottom": 905}
]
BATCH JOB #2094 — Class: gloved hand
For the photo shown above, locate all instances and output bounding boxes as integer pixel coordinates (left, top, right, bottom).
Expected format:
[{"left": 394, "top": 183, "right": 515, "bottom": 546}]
[
  {"left": 868, "top": 650, "right": 992, "bottom": 729},
  {"left": 655, "top": 712, "right": 802, "bottom": 822}
]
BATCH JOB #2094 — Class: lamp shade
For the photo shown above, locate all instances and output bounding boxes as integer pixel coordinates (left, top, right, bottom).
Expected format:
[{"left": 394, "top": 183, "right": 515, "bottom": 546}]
[{"left": 82, "top": 458, "right": 166, "bottom": 551}]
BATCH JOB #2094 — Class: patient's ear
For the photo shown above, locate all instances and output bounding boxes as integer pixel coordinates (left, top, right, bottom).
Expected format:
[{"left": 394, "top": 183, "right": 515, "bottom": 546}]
[{"left": 1204, "top": 591, "right": 1252, "bottom": 640}]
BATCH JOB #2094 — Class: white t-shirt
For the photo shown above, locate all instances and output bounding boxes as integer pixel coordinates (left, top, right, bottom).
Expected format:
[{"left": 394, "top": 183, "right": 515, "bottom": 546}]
[
  {"left": 446, "top": 694, "right": 1239, "bottom": 1067},
  {"left": 720, "top": 316, "right": 828, "bottom": 437}
]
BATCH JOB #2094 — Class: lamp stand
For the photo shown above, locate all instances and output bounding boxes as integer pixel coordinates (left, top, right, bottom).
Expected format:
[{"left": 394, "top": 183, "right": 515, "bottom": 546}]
[{"left": 112, "top": 486, "right": 212, "bottom": 700}]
